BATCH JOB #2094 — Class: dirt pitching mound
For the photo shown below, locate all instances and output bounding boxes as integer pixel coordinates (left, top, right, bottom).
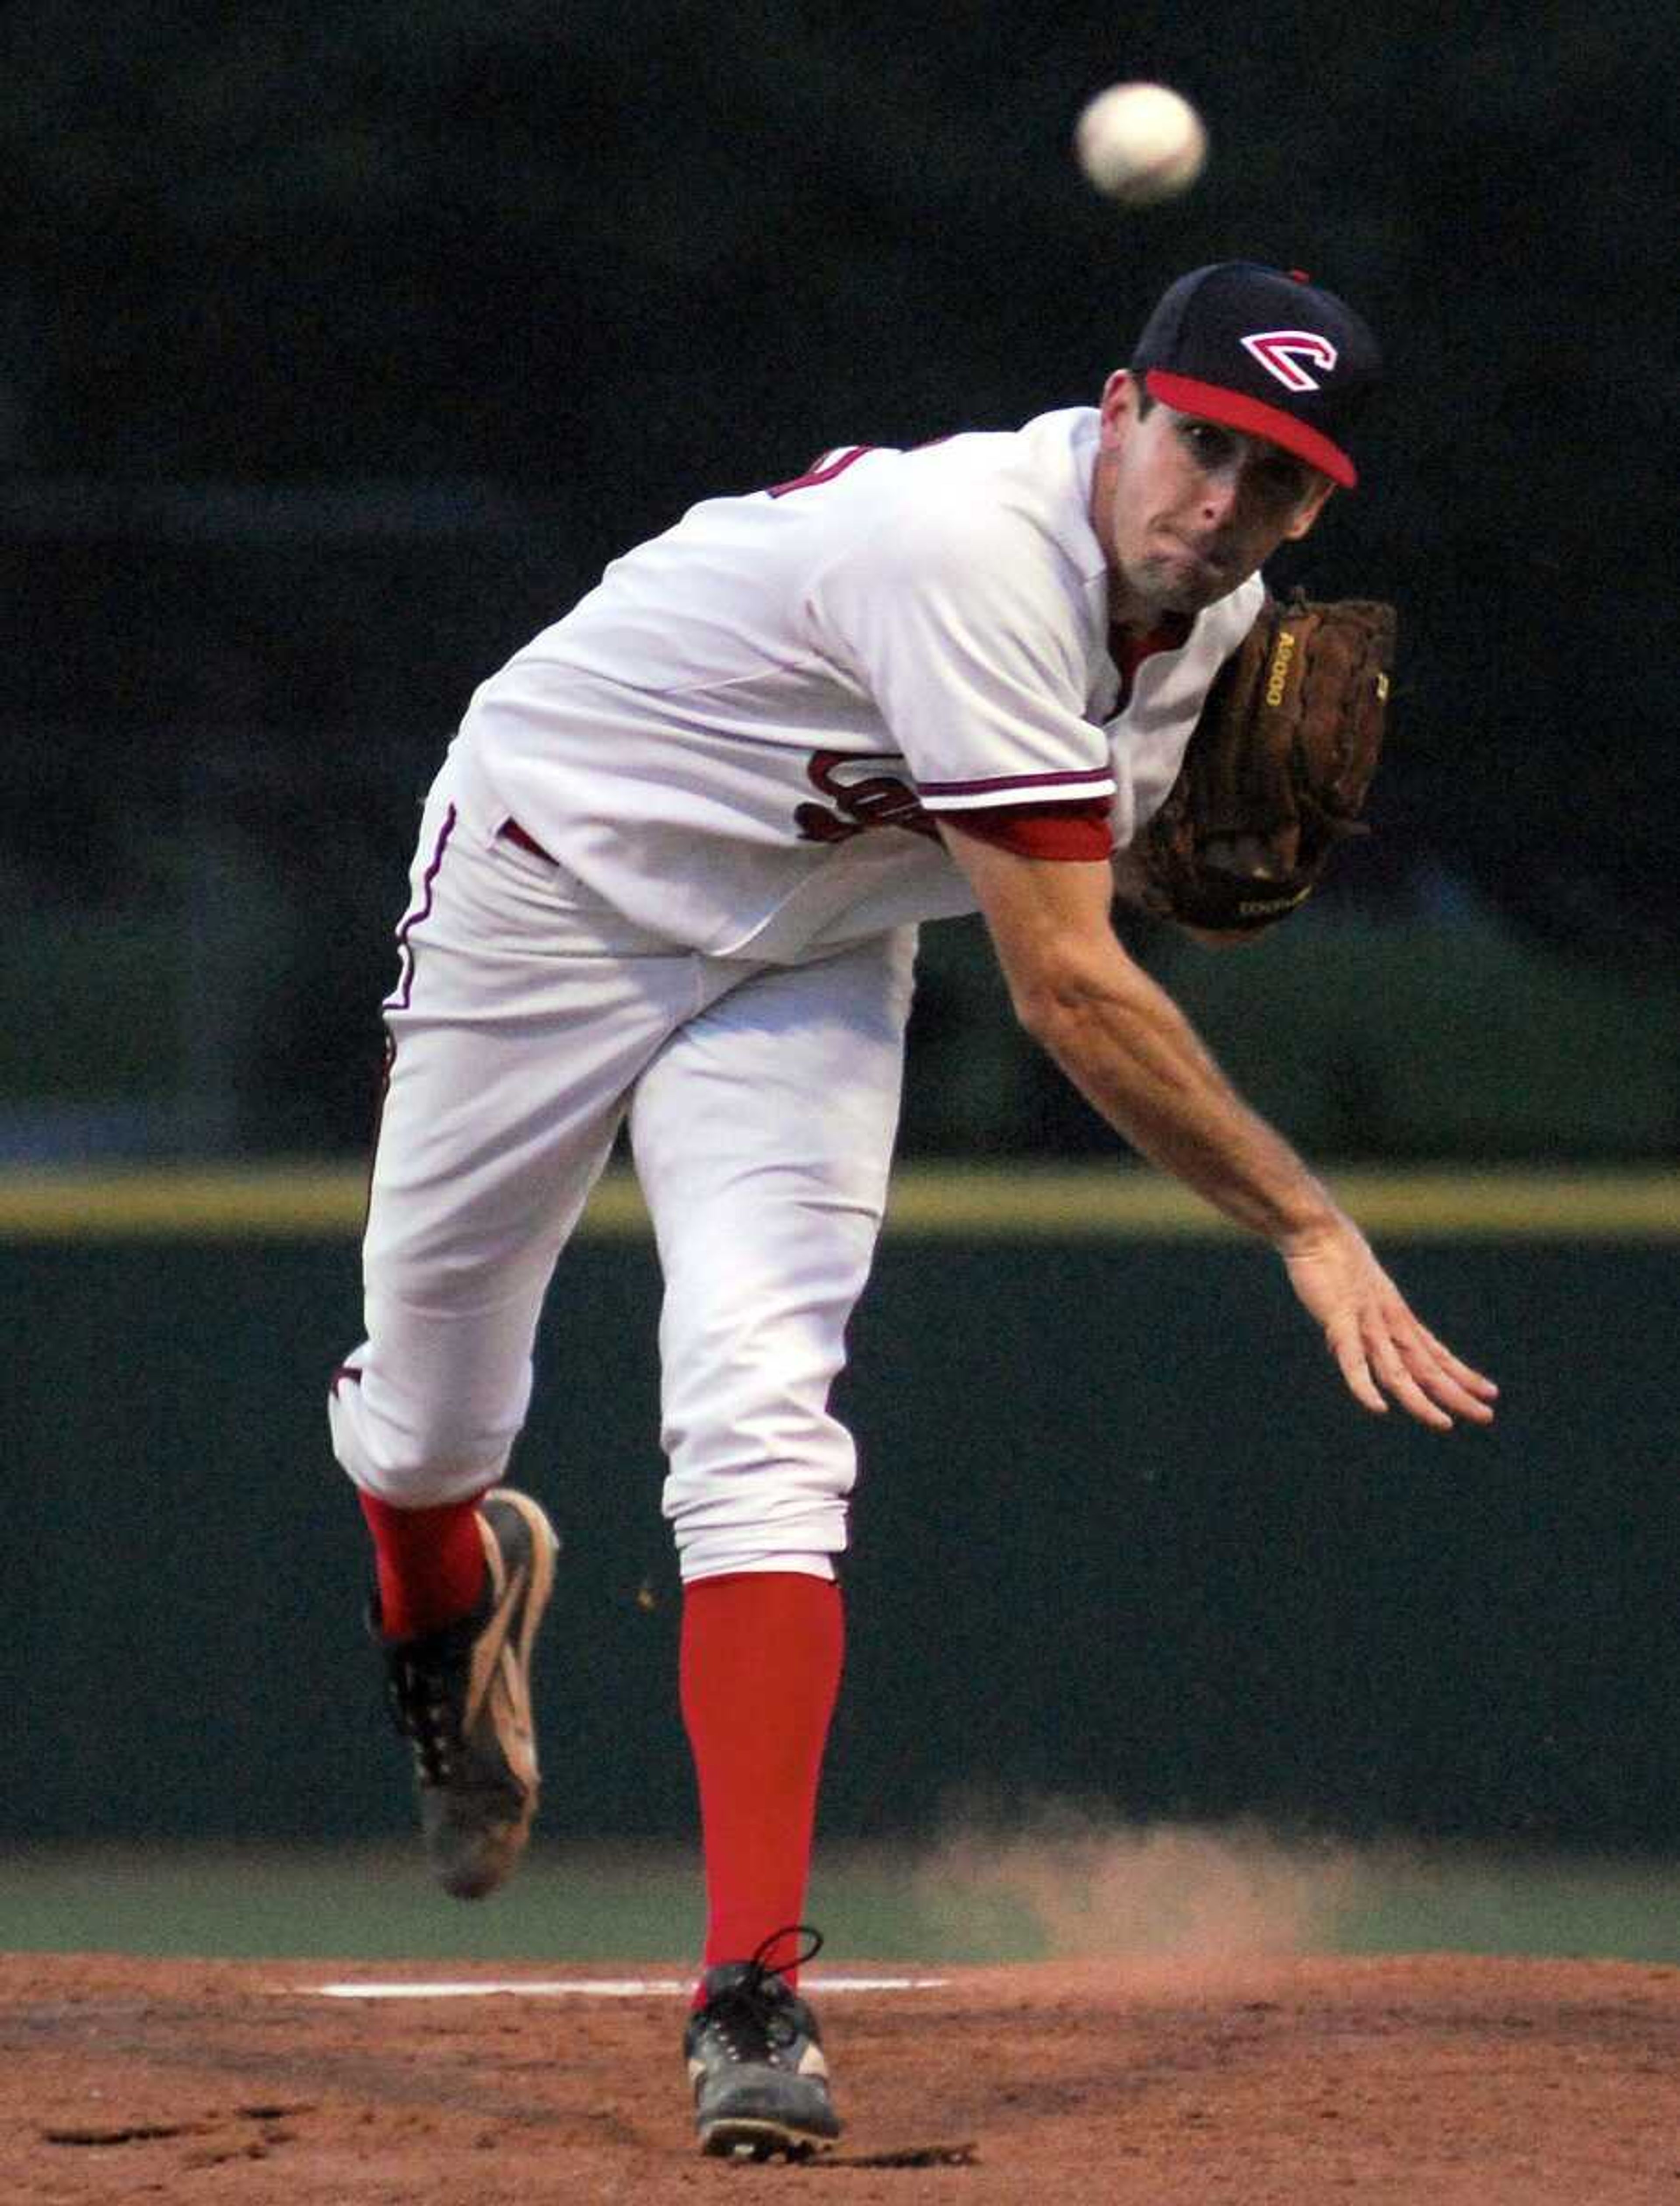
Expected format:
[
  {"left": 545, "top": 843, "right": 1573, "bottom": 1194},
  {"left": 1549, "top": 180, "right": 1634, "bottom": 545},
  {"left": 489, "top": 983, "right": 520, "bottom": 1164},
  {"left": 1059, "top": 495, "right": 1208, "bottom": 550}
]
[{"left": 7, "top": 1950, "right": 1680, "bottom": 2203}]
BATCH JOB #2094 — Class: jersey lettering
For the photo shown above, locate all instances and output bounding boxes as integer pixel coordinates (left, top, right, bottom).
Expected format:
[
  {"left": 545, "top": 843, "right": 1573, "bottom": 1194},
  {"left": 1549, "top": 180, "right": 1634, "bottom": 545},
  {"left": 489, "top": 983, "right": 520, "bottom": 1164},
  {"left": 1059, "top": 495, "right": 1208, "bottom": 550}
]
[{"left": 794, "top": 750, "right": 940, "bottom": 844}]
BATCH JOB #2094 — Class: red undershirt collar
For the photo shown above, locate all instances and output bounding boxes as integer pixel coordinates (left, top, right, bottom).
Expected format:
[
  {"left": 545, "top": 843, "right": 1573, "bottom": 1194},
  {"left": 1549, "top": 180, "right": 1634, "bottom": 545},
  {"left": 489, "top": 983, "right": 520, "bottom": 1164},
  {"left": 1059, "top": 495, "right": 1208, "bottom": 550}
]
[{"left": 1110, "top": 611, "right": 1193, "bottom": 704}]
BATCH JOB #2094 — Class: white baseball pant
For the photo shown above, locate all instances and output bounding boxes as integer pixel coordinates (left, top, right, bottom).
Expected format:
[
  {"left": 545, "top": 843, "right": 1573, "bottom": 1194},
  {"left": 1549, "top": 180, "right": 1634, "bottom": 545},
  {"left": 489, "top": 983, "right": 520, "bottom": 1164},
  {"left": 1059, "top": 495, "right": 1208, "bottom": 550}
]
[{"left": 329, "top": 756, "right": 917, "bottom": 1584}]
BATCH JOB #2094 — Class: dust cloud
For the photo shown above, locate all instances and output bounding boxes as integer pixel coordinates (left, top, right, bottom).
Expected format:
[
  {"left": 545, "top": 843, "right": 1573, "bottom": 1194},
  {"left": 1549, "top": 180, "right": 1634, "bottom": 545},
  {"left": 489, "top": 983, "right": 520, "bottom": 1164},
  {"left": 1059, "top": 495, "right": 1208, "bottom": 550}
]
[{"left": 914, "top": 1808, "right": 1371, "bottom": 1962}]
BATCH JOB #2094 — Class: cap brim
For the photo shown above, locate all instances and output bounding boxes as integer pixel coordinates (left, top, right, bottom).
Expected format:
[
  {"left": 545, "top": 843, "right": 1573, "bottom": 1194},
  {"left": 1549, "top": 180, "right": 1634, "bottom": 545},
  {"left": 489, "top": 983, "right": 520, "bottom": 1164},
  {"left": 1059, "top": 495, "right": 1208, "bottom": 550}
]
[{"left": 1144, "top": 369, "right": 1358, "bottom": 489}]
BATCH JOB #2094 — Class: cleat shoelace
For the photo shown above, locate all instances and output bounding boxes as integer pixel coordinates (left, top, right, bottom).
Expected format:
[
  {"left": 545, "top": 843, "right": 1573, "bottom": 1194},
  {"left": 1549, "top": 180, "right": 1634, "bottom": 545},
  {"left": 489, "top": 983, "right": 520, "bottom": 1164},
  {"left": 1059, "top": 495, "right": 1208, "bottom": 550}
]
[
  {"left": 380, "top": 1622, "right": 477, "bottom": 1786},
  {"left": 701, "top": 1926, "right": 825, "bottom": 2066},
  {"left": 386, "top": 1660, "right": 461, "bottom": 1784}
]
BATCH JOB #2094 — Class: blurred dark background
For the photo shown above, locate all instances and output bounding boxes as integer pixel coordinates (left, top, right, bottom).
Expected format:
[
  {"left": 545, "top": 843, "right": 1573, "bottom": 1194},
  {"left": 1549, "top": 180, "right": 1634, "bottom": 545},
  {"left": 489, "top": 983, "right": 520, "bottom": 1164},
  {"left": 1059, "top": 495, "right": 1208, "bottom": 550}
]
[
  {"left": 2, "top": 4, "right": 1676, "bottom": 1160},
  {"left": 3, "top": 7, "right": 1679, "bottom": 1869}
]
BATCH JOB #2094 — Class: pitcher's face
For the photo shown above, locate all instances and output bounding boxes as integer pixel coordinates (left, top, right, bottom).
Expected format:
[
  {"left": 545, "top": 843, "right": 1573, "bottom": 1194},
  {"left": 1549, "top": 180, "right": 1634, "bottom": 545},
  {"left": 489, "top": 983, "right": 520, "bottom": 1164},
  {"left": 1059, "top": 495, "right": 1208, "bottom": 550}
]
[{"left": 1092, "top": 371, "right": 1333, "bottom": 621}]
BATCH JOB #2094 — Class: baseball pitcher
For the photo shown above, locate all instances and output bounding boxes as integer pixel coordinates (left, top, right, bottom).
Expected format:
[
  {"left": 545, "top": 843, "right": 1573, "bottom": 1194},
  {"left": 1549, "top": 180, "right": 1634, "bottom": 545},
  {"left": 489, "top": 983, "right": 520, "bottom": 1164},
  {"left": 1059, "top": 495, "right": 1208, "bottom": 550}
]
[{"left": 328, "top": 262, "right": 1497, "bottom": 2160}]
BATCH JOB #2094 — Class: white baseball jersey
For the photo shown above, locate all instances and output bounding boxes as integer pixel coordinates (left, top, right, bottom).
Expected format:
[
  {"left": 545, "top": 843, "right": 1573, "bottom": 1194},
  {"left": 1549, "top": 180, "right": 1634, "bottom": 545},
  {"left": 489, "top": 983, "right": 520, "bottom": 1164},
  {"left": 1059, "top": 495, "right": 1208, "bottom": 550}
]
[
  {"left": 336, "top": 405, "right": 1269, "bottom": 1579},
  {"left": 448, "top": 406, "right": 1264, "bottom": 963}
]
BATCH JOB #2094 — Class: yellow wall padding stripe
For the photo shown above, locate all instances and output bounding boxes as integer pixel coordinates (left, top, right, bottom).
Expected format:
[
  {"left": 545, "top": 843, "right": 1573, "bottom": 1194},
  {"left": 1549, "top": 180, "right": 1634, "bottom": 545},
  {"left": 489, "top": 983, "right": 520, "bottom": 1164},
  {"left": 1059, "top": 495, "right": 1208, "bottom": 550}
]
[{"left": 0, "top": 1163, "right": 1675, "bottom": 1241}]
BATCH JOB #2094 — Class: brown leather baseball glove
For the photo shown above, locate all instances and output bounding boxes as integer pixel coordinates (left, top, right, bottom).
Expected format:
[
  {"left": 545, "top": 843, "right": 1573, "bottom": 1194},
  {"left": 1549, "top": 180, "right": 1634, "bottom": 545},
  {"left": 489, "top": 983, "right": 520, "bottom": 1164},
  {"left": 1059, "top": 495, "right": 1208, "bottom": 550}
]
[{"left": 1131, "top": 593, "right": 1396, "bottom": 936}]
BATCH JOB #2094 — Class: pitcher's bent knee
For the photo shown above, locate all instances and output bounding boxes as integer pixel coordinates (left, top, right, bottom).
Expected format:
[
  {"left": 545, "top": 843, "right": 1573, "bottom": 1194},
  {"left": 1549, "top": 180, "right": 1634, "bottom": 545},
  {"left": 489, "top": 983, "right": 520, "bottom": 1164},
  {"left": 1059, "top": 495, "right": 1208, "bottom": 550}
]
[{"left": 328, "top": 1355, "right": 523, "bottom": 1506}]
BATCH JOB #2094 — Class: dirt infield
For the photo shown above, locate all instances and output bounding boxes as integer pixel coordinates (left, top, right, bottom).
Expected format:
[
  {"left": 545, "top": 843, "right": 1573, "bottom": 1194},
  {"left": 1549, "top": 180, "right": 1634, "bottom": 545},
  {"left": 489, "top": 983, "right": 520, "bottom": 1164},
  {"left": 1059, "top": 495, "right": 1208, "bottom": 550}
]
[{"left": 8, "top": 1951, "right": 1680, "bottom": 2203}]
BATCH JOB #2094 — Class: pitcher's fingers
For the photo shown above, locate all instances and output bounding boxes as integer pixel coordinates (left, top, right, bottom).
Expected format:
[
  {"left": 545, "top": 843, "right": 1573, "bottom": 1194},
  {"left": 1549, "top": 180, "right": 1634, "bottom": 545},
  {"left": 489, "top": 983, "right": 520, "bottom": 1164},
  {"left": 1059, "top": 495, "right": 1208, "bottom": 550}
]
[
  {"left": 1375, "top": 1296, "right": 1497, "bottom": 1421},
  {"left": 1367, "top": 1332, "right": 1454, "bottom": 1430},
  {"left": 1406, "top": 1349, "right": 1497, "bottom": 1425},
  {"left": 1413, "top": 1324, "right": 1500, "bottom": 1401},
  {"left": 1395, "top": 1323, "right": 1498, "bottom": 1418},
  {"left": 1326, "top": 1317, "right": 1390, "bottom": 1418}
]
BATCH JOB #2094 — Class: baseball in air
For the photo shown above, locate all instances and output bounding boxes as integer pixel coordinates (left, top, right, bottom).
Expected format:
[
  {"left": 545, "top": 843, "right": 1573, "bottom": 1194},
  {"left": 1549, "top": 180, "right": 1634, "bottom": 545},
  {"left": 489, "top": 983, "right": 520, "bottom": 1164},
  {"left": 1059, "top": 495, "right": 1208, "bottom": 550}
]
[{"left": 1074, "top": 82, "right": 1208, "bottom": 206}]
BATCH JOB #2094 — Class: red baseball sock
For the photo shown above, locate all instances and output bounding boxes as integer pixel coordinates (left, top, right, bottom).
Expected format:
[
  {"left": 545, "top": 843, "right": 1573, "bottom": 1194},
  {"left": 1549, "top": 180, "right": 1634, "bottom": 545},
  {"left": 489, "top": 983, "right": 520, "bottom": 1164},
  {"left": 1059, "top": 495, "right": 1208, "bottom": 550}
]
[
  {"left": 680, "top": 1571, "right": 844, "bottom": 1996},
  {"left": 360, "top": 1490, "right": 490, "bottom": 1642}
]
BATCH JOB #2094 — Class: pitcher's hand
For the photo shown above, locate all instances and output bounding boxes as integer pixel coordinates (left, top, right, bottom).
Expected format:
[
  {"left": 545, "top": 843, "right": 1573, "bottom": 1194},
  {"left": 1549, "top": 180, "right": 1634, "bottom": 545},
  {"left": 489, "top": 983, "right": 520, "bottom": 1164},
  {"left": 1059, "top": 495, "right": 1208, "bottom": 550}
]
[{"left": 1282, "top": 1215, "right": 1498, "bottom": 1430}]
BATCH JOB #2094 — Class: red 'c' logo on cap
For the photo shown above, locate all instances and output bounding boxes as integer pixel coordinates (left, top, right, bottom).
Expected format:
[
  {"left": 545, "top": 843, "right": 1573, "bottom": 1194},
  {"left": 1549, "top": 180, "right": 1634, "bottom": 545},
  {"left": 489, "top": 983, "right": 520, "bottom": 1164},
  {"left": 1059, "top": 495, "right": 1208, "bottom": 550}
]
[{"left": 1240, "top": 330, "right": 1340, "bottom": 392}]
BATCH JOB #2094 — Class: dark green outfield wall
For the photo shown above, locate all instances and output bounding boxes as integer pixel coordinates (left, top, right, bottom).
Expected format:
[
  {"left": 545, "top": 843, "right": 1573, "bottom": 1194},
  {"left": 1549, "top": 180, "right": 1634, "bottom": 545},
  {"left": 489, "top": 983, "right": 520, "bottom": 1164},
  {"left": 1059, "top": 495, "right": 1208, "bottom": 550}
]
[{"left": 6, "top": 1226, "right": 1677, "bottom": 1850}]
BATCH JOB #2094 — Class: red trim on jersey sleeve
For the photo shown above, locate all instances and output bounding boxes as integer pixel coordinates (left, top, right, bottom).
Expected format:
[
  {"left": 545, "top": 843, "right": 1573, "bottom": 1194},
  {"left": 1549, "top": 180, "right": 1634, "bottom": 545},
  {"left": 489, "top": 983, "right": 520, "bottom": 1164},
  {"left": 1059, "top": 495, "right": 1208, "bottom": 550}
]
[
  {"left": 945, "top": 801, "right": 1113, "bottom": 861},
  {"left": 916, "top": 764, "right": 1115, "bottom": 804},
  {"left": 766, "top": 445, "right": 875, "bottom": 497}
]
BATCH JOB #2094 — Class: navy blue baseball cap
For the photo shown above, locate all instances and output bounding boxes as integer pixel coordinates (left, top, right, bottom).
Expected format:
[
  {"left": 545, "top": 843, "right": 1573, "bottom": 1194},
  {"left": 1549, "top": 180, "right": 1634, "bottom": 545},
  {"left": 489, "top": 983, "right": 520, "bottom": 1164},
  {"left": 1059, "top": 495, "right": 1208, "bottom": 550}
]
[{"left": 1130, "top": 262, "right": 1382, "bottom": 488}]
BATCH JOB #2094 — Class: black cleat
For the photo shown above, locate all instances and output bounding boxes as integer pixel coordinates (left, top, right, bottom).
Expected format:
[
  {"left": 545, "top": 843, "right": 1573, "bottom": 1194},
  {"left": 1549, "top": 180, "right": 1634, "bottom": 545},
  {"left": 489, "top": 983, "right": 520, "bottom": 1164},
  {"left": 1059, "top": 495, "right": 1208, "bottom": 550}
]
[
  {"left": 684, "top": 1927, "right": 841, "bottom": 2159},
  {"left": 374, "top": 1488, "right": 557, "bottom": 1900}
]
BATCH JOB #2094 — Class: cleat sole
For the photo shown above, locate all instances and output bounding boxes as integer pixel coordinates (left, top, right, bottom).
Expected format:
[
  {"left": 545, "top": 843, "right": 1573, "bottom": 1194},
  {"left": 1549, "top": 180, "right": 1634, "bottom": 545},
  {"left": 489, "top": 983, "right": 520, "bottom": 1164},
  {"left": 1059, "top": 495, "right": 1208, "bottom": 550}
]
[{"left": 701, "top": 2118, "right": 828, "bottom": 2163}]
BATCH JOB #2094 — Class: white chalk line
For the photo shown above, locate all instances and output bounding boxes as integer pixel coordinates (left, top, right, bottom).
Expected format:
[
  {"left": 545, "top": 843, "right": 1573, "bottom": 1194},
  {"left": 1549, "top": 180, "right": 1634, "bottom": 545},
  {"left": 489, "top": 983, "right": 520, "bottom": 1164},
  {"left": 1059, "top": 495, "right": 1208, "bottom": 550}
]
[{"left": 308, "top": 1975, "right": 948, "bottom": 2001}]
